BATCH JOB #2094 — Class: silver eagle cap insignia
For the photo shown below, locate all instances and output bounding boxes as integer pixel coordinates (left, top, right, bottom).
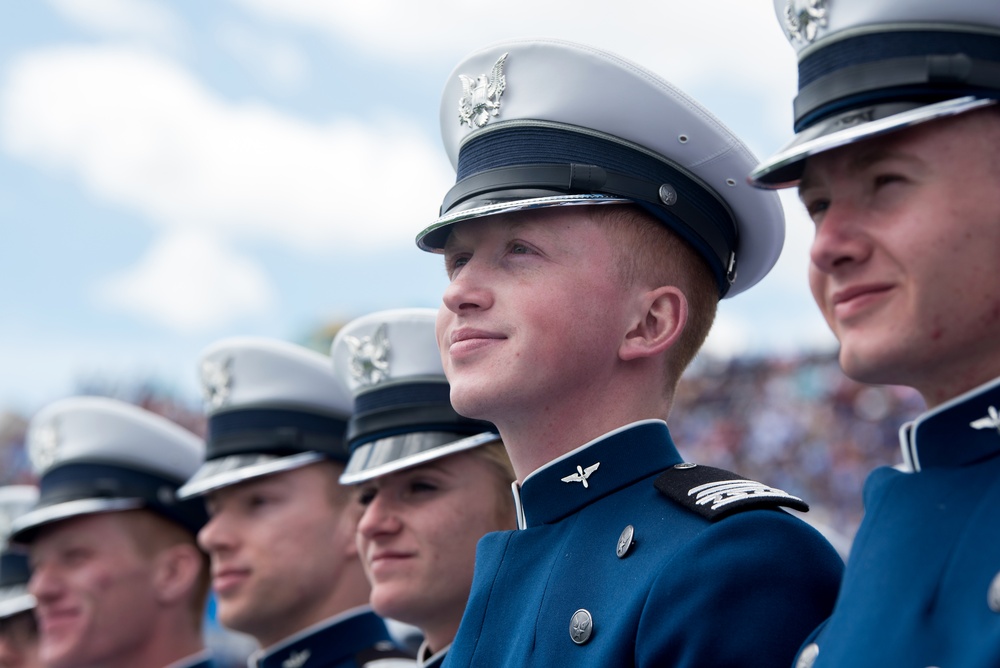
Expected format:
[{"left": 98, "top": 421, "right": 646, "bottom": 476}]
[
  {"left": 784, "top": 0, "right": 829, "bottom": 44},
  {"left": 345, "top": 323, "right": 391, "bottom": 387},
  {"left": 458, "top": 52, "right": 508, "bottom": 129},
  {"left": 200, "top": 356, "right": 233, "bottom": 410},
  {"left": 29, "top": 421, "right": 61, "bottom": 474}
]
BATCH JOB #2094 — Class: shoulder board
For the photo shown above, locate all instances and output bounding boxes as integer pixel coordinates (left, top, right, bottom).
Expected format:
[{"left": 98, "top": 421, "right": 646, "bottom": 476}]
[{"left": 654, "top": 463, "right": 809, "bottom": 522}]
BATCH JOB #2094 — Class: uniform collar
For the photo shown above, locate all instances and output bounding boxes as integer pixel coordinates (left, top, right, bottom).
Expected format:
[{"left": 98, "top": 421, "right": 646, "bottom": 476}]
[
  {"left": 513, "top": 420, "right": 682, "bottom": 528},
  {"left": 416, "top": 639, "right": 449, "bottom": 668},
  {"left": 899, "top": 375, "right": 1000, "bottom": 472},
  {"left": 251, "top": 607, "right": 385, "bottom": 668}
]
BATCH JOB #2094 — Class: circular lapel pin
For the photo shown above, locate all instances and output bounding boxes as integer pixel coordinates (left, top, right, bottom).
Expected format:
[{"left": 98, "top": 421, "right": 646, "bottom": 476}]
[
  {"left": 616, "top": 525, "right": 635, "bottom": 559},
  {"left": 795, "top": 642, "right": 819, "bottom": 668},
  {"left": 988, "top": 571, "right": 1000, "bottom": 613},
  {"left": 569, "top": 609, "right": 593, "bottom": 645}
]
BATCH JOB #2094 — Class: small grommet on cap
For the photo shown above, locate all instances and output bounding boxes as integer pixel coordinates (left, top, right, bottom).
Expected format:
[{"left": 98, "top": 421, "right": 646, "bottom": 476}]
[
  {"left": 988, "top": 571, "right": 1000, "bottom": 612},
  {"left": 569, "top": 609, "right": 593, "bottom": 645},
  {"left": 795, "top": 643, "right": 819, "bottom": 668},
  {"left": 674, "top": 462, "right": 697, "bottom": 470},
  {"left": 616, "top": 525, "right": 635, "bottom": 558},
  {"left": 658, "top": 184, "right": 678, "bottom": 206},
  {"left": 677, "top": 134, "right": 689, "bottom": 143},
  {"left": 725, "top": 178, "right": 737, "bottom": 186}
]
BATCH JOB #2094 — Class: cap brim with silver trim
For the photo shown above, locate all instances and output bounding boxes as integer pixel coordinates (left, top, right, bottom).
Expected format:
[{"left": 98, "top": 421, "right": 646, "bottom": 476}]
[
  {"left": 177, "top": 451, "right": 325, "bottom": 499},
  {"left": 340, "top": 431, "right": 501, "bottom": 485},
  {"left": 751, "top": 96, "right": 998, "bottom": 188},
  {"left": 9, "top": 497, "right": 145, "bottom": 544},
  {"left": 0, "top": 587, "right": 35, "bottom": 620}
]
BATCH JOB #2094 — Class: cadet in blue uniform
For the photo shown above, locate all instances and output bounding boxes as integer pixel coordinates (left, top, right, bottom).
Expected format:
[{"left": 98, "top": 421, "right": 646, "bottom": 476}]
[
  {"left": 750, "top": 1, "right": 1000, "bottom": 666},
  {"left": 331, "top": 309, "right": 517, "bottom": 668},
  {"left": 178, "top": 338, "right": 412, "bottom": 668},
  {"left": 9, "top": 397, "right": 215, "bottom": 668},
  {"left": 417, "top": 38, "right": 845, "bottom": 667},
  {"left": 0, "top": 486, "right": 41, "bottom": 668}
]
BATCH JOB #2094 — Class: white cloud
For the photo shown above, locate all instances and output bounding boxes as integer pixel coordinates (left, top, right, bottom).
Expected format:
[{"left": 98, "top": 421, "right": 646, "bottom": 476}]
[
  {"left": 228, "top": 0, "right": 798, "bottom": 142},
  {"left": 94, "top": 231, "right": 275, "bottom": 333},
  {"left": 217, "top": 22, "right": 309, "bottom": 92},
  {"left": 47, "top": 0, "right": 185, "bottom": 50},
  {"left": 0, "top": 45, "right": 453, "bottom": 252}
]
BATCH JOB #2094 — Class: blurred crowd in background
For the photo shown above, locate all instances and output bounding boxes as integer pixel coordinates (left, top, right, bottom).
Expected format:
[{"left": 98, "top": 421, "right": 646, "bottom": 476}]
[{"left": 0, "top": 348, "right": 925, "bottom": 545}]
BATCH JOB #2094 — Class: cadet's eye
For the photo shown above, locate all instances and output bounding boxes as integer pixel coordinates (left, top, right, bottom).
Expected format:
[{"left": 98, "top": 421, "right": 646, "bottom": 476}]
[
  {"left": 804, "top": 198, "right": 829, "bottom": 222},
  {"left": 445, "top": 254, "right": 471, "bottom": 278},
  {"left": 409, "top": 480, "right": 438, "bottom": 495},
  {"left": 874, "top": 173, "right": 905, "bottom": 188},
  {"left": 358, "top": 487, "right": 377, "bottom": 506}
]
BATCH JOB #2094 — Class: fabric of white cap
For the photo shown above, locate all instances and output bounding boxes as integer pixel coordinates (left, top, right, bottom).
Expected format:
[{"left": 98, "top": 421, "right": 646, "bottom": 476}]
[
  {"left": 751, "top": 0, "right": 1000, "bottom": 187},
  {"left": 419, "top": 38, "right": 785, "bottom": 298},
  {"left": 198, "top": 336, "right": 352, "bottom": 417},
  {"left": 25, "top": 396, "right": 203, "bottom": 480},
  {"left": 777, "top": 0, "right": 999, "bottom": 57},
  {"left": 332, "top": 308, "right": 443, "bottom": 394},
  {"left": 178, "top": 337, "right": 353, "bottom": 499},
  {"left": 10, "top": 397, "right": 205, "bottom": 542},
  {"left": 332, "top": 308, "right": 499, "bottom": 485}
]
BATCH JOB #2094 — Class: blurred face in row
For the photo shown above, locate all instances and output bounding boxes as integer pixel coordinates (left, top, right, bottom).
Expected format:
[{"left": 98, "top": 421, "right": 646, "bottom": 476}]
[
  {"left": 28, "top": 513, "right": 163, "bottom": 668},
  {"left": 0, "top": 611, "right": 40, "bottom": 668},
  {"left": 801, "top": 109, "right": 1000, "bottom": 406},
  {"left": 198, "top": 462, "right": 362, "bottom": 649},
  {"left": 356, "top": 448, "right": 516, "bottom": 653}
]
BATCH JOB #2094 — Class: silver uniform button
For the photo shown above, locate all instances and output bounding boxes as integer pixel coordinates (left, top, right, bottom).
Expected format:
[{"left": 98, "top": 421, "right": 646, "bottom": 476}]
[
  {"left": 616, "top": 525, "right": 635, "bottom": 559},
  {"left": 674, "top": 462, "right": 697, "bottom": 470},
  {"left": 569, "top": 609, "right": 594, "bottom": 645},
  {"left": 795, "top": 643, "right": 819, "bottom": 668},
  {"left": 988, "top": 571, "right": 1000, "bottom": 613}
]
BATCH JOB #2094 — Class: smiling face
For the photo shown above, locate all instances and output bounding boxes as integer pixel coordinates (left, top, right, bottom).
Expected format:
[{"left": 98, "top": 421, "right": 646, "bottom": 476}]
[
  {"left": 27, "top": 513, "right": 161, "bottom": 668},
  {"left": 436, "top": 208, "right": 638, "bottom": 433},
  {"left": 355, "top": 449, "right": 515, "bottom": 652},
  {"left": 197, "top": 462, "right": 363, "bottom": 648},
  {"left": 800, "top": 109, "right": 1000, "bottom": 405}
]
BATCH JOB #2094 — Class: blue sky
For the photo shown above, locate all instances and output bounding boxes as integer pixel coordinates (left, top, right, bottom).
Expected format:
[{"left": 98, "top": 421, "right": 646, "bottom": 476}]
[{"left": 0, "top": 0, "right": 836, "bottom": 413}]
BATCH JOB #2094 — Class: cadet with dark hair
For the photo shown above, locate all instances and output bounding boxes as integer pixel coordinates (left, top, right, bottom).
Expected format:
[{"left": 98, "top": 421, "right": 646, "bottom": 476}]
[
  {"left": 179, "top": 338, "right": 411, "bottom": 668},
  {"left": 10, "top": 397, "right": 213, "bottom": 668}
]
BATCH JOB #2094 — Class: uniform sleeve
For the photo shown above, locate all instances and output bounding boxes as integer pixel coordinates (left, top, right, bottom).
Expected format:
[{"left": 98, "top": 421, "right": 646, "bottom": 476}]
[{"left": 636, "top": 509, "right": 844, "bottom": 668}]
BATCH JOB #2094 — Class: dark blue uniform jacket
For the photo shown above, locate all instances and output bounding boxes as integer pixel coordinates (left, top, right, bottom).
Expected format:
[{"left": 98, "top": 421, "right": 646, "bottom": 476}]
[{"left": 443, "top": 420, "right": 844, "bottom": 667}]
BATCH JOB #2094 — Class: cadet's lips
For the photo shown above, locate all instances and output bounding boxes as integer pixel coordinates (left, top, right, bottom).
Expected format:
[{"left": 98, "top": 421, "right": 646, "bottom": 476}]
[
  {"left": 212, "top": 567, "right": 250, "bottom": 595},
  {"left": 37, "top": 607, "right": 80, "bottom": 635},
  {"left": 447, "top": 328, "right": 506, "bottom": 358},
  {"left": 830, "top": 283, "right": 894, "bottom": 319}
]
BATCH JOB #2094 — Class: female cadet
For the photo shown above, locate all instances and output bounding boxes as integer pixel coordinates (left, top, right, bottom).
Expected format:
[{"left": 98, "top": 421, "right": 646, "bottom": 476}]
[{"left": 331, "top": 308, "right": 517, "bottom": 668}]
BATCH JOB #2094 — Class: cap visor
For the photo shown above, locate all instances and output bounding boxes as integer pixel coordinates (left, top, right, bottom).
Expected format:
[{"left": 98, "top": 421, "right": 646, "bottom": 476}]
[
  {"left": 10, "top": 497, "right": 144, "bottom": 544},
  {"left": 0, "top": 589, "right": 35, "bottom": 619},
  {"left": 417, "top": 194, "right": 630, "bottom": 251},
  {"left": 340, "top": 431, "right": 501, "bottom": 485},
  {"left": 176, "top": 451, "right": 325, "bottom": 499},
  {"left": 751, "top": 96, "right": 997, "bottom": 188}
]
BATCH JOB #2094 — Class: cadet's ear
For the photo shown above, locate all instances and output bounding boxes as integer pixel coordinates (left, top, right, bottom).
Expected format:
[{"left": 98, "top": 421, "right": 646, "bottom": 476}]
[
  {"left": 152, "top": 543, "right": 204, "bottom": 605},
  {"left": 619, "top": 285, "right": 687, "bottom": 361}
]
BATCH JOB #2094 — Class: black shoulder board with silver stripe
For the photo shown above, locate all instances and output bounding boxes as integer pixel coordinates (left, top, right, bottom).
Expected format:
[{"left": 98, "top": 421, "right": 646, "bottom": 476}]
[{"left": 654, "top": 463, "right": 809, "bottom": 521}]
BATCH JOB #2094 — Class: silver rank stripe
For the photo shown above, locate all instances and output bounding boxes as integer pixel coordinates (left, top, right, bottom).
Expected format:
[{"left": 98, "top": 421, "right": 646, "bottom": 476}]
[{"left": 688, "top": 479, "right": 801, "bottom": 511}]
